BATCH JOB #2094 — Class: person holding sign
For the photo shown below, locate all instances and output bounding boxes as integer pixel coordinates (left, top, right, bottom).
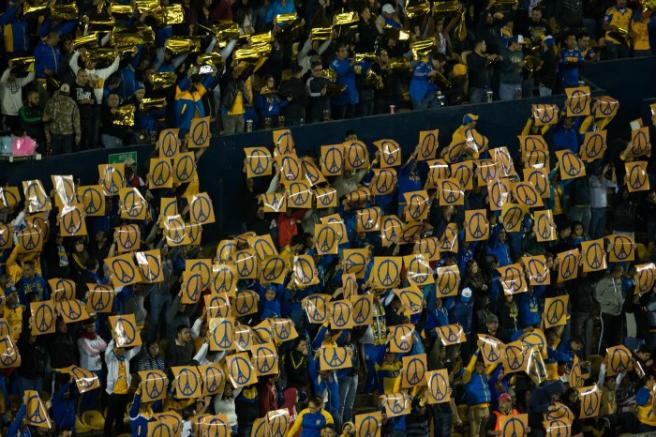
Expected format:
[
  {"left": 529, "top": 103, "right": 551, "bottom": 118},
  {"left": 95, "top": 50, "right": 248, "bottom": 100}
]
[
  {"left": 104, "top": 339, "right": 142, "bottom": 436},
  {"left": 594, "top": 265, "right": 626, "bottom": 353},
  {"left": 462, "top": 356, "right": 493, "bottom": 437},
  {"left": 485, "top": 392, "right": 523, "bottom": 435},
  {"left": 636, "top": 374, "right": 656, "bottom": 432}
]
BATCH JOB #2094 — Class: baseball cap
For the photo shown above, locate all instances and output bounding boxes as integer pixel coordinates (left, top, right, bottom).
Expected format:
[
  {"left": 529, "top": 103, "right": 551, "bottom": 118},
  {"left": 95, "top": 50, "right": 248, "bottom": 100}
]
[
  {"left": 498, "top": 392, "right": 512, "bottom": 402},
  {"left": 59, "top": 83, "right": 70, "bottom": 93},
  {"left": 485, "top": 312, "right": 499, "bottom": 324},
  {"left": 463, "top": 113, "right": 479, "bottom": 124},
  {"left": 461, "top": 287, "right": 473, "bottom": 302},
  {"left": 382, "top": 4, "right": 395, "bottom": 14}
]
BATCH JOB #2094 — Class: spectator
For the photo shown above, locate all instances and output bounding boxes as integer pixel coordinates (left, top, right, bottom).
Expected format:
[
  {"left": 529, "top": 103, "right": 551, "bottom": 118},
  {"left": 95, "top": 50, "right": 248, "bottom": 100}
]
[
  {"left": 43, "top": 83, "right": 81, "bottom": 154},
  {"left": 0, "top": 65, "right": 34, "bottom": 133},
  {"left": 499, "top": 35, "right": 525, "bottom": 101}
]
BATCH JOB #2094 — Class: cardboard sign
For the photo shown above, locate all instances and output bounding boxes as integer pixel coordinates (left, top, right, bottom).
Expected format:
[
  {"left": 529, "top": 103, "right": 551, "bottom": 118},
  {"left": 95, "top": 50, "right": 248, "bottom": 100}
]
[
  {"left": 607, "top": 233, "right": 635, "bottom": 263},
  {"left": 556, "top": 249, "right": 580, "bottom": 283},
  {"left": 243, "top": 147, "right": 273, "bottom": 178},
  {"left": 501, "top": 343, "right": 546, "bottom": 381},
  {"left": 225, "top": 352, "right": 257, "bottom": 388},
  {"left": 580, "top": 131, "right": 607, "bottom": 162},
  {"left": 318, "top": 346, "right": 352, "bottom": 371},
  {"left": 497, "top": 263, "right": 528, "bottom": 295},
  {"left": 374, "top": 139, "right": 402, "bottom": 167},
  {"left": 342, "top": 248, "right": 369, "bottom": 279},
  {"left": 606, "top": 345, "right": 634, "bottom": 377},
  {"left": 269, "top": 318, "right": 299, "bottom": 343},
  {"left": 15, "top": 222, "right": 44, "bottom": 253},
  {"left": 303, "top": 294, "right": 329, "bottom": 324},
  {"left": 578, "top": 385, "right": 602, "bottom": 419},
  {"left": 314, "top": 223, "right": 340, "bottom": 255},
  {"left": 399, "top": 221, "right": 429, "bottom": 244},
  {"left": 250, "top": 342, "right": 279, "bottom": 376},
  {"left": 119, "top": 188, "right": 148, "bottom": 220},
  {"left": 569, "top": 355, "right": 584, "bottom": 389},
  {"left": 414, "top": 237, "right": 440, "bottom": 262},
  {"left": 135, "top": 250, "right": 164, "bottom": 283},
  {"left": 565, "top": 86, "right": 591, "bottom": 117},
  {"left": 580, "top": 239, "right": 607, "bottom": 272},
  {"left": 493, "top": 147, "right": 517, "bottom": 178},
  {"left": 272, "top": 129, "right": 295, "bottom": 155},
  {"left": 56, "top": 298, "right": 90, "bottom": 324},
  {"left": 426, "top": 369, "right": 451, "bottom": 404},
  {"left": 464, "top": 209, "right": 489, "bottom": 241},
  {"left": 518, "top": 135, "right": 549, "bottom": 155},
  {"left": 635, "top": 263, "right": 656, "bottom": 295},
  {"left": 22, "top": 180, "right": 51, "bottom": 213},
  {"left": 437, "top": 179, "right": 464, "bottom": 206},
  {"left": 404, "top": 190, "right": 431, "bottom": 221},
  {"left": 354, "top": 411, "right": 382, "bottom": 437},
  {"left": 343, "top": 187, "right": 372, "bottom": 210},
  {"left": 30, "top": 300, "right": 56, "bottom": 335},
  {"left": 320, "top": 144, "right": 344, "bottom": 176},
  {"left": 371, "top": 256, "right": 402, "bottom": 289},
  {"left": 403, "top": 254, "right": 433, "bottom": 287},
  {"left": 105, "top": 254, "right": 142, "bottom": 287},
  {"left": 266, "top": 409, "right": 291, "bottom": 437},
  {"left": 533, "top": 210, "right": 557, "bottom": 242},
  {"left": 380, "top": 392, "right": 411, "bottom": 418},
  {"left": 556, "top": 150, "right": 586, "bottom": 180},
  {"left": 0, "top": 185, "right": 21, "bottom": 209},
  {"left": 478, "top": 334, "right": 504, "bottom": 367},
  {"left": 500, "top": 203, "right": 526, "bottom": 233},
  {"left": 98, "top": 164, "right": 125, "bottom": 196},
  {"left": 425, "top": 159, "right": 450, "bottom": 189},
  {"left": 49, "top": 278, "right": 76, "bottom": 301},
  {"left": 329, "top": 300, "right": 354, "bottom": 329},
  {"left": 625, "top": 161, "right": 650, "bottom": 192},
  {"left": 188, "top": 192, "right": 215, "bottom": 225},
  {"left": 187, "top": 116, "right": 211, "bottom": 148},
  {"left": 0, "top": 224, "right": 11, "bottom": 250},
  {"left": 343, "top": 140, "right": 370, "bottom": 170},
  {"left": 370, "top": 168, "right": 397, "bottom": 196},
  {"left": 300, "top": 158, "right": 326, "bottom": 187},
  {"left": 286, "top": 181, "right": 313, "bottom": 209},
  {"left": 278, "top": 153, "right": 304, "bottom": 184},
  {"left": 522, "top": 255, "right": 550, "bottom": 286},
  {"left": 139, "top": 370, "right": 169, "bottom": 402},
  {"left": 24, "top": 390, "right": 52, "bottom": 429},
  {"left": 544, "top": 420, "right": 572, "bottom": 437},
  {"left": 62, "top": 365, "right": 101, "bottom": 393},
  {"left": 544, "top": 402, "right": 575, "bottom": 424},
  {"left": 523, "top": 150, "right": 549, "bottom": 170},
  {"left": 435, "top": 264, "right": 460, "bottom": 298},
  {"left": 356, "top": 207, "right": 382, "bottom": 233},
  {"left": 199, "top": 363, "right": 227, "bottom": 396},
  {"left": 233, "top": 290, "right": 260, "bottom": 317},
  {"left": 59, "top": 204, "right": 87, "bottom": 237},
  {"left": 436, "top": 323, "right": 467, "bottom": 346},
  {"left": 377, "top": 215, "right": 401, "bottom": 247},
  {"left": 0, "top": 335, "right": 21, "bottom": 368},
  {"left": 395, "top": 286, "right": 425, "bottom": 315},
  {"left": 235, "top": 249, "right": 259, "bottom": 280},
  {"left": 498, "top": 414, "right": 529, "bottom": 437},
  {"left": 451, "top": 160, "right": 474, "bottom": 191},
  {"left": 108, "top": 313, "right": 142, "bottom": 348},
  {"left": 543, "top": 295, "right": 569, "bottom": 328},
  {"left": 488, "top": 178, "right": 511, "bottom": 211},
  {"left": 205, "top": 292, "right": 231, "bottom": 319},
  {"left": 86, "top": 284, "right": 115, "bottom": 314},
  {"left": 259, "top": 256, "right": 288, "bottom": 285},
  {"left": 523, "top": 168, "right": 550, "bottom": 199},
  {"left": 351, "top": 294, "right": 374, "bottom": 326},
  {"left": 209, "top": 317, "right": 235, "bottom": 351},
  {"left": 260, "top": 192, "right": 287, "bottom": 213},
  {"left": 512, "top": 181, "right": 543, "bottom": 209},
  {"left": 172, "top": 152, "right": 196, "bottom": 184},
  {"left": 293, "top": 255, "right": 319, "bottom": 288},
  {"left": 476, "top": 159, "right": 498, "bottom": 187},
  {"left": 624, "top": 126, "right": 651, "bottom": 160},
  {"left": 418, "top": 129, "right": 439, "bottom": 160},
  {"left": 342, "top": 272, "right": 358, "bottom": 299},
  {"left": 149, "top": 158, "right": 173, "bottom": 189},
  {"left": 532, "top": 104, "right": 559, "bottom": 127},
  {"left": 148, "top": 419, "right": 177, "bottom": 437},
  {"left": 313, "top": 186, "right": 337, "bottom": 209},
  {"left": 171, "top": 366, "right": 203, "bottom": 399},
  {"left": 400, "top": 353, "right": 427, "bottom": 389},
  {"left": 210, "top": 263, "right": 237, "bottom": 296},
  {"left": 51, "top": 175, "right": 76, "bottom": 209},
  {"left": 388, "top": 324, "right": 415, "bottom": 353},
  {"left": 594, "top": 95, "right": 619, "bottom": 119},
  {"left": 247, "top": 234, "right": 278, "bottom": 261},
  {"left": 439, "top": 223, "right": 459, "bottom": 253},
  {"left": 157, "top": 128, "right": 180, "bottom": 158},
  {"left": 114, "top": 224, "right": 141, "bottom": 253}
]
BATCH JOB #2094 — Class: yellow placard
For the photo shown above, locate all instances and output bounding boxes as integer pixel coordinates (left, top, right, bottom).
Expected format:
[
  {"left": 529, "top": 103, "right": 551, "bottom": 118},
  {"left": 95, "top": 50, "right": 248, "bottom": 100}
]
[
  {"left": 243, "top": 147, "right": 273, "bottom": 178},
  {"left": 225, "top": 352, "right": 257, "bottom": 388},
  {"left": 374, "top": 139, "right": 402, "bottom": 168},
  {"left": 426, "top": 369, "right": 451, "bottom": 404},
  {"left": 580, "top": 239, "right": 607, "bottom": 272},
  {"left": 543, "top": 295, "right": 569, "bottom": 328},
  {"left": 320, "top": 144, "right": 344, "bottom": 176},
  {"left": 105, "top": 254, "right": 142, "bottom": 287},
  {"left": 135, "top": 250, "right": 164, "bottom": 283},
  {"left": 625, "top": 161, "right": 650, "bottom": 192},
  {"left": 293, "top": 255, "right": 319, "bottom": 288},
  {"left": 149, "top": 158, "right": 173, "bottom": 189},
  {"left": 565, "top": 86, "right": 591, "bottom": 117},
  {"left": 139, "top": 370, "right": 169, "bottom": 402},
  {"left": 24, "top": 390, "right": 52, "bottom": 429},
  {"left": 556, "top": 150, "right": 586, "bottom": 180},
  {"left": 436, "top": 323, "right": 467, "bottom": 346},
  {"left": 86, "top": 284, "right": 116, "bottom": 314},
  {"left": 108, "top": 313, "right": 142, "bottom": 348},
  {"left": 187, "top": 116, "right": 211, "bottom": 148},
  {"left": 370, "top": 256, "right": 402, "bottom": 289},
  {"left": 533, "top": 210, "right": 557, "bottom": 242},
  {"left": 171, "top": 365, "right": 203, "bottom": 399},
  {"left": 400, "top": 353, "right": 427, "bottom": 389},
  {"left": 464, "top": 209, "right": 489, "bottom": 241},
  {"left": 98, "top": 164, "right": 125, "bottom": 196},
  {"left": 30, "top": 300, "right": 56, "bottom": 336},
  {"left": 388, "top": 324, "right": 415, "bottom": 353},
  {"left": 157, "top": 128, "right": 180, "bottom": 158},
  {"left": 497, "top": 263, "right": 528, "bottom": 295}
]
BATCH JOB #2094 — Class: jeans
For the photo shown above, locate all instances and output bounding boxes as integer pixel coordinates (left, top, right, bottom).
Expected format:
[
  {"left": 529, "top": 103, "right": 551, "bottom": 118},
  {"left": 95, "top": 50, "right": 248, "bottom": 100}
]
[
  {"left": 101, "top": 134, "right": 123, "bottom": 149},
  {"left": 16, "top": 375, "right": 43, "bottom": 394},
  {"left": 104, "top": 392, "right": 129, "bottom": 436},
  {"left": 499, "top": 83, "right": 521, "bottom": 101},
  {"left": 223, "top": 114, "right": 245, "bottom": 134},
  {"left": 469, "top": 87, "right": 488, "bottom": 103},
  {"left": 568, "top": 205, "right": 591, "bottom": 234},
  {"left": 51, "top": 134, "right": 74, "bottom": 154},
  {"left": 589, "top": 207, "right": 608, "bottom": 239},
  {"left": 339, "top": 374, "right": 358, "bottom": 425},
  {"left": 412, "top": 93, "right": 438, "bottom": 110},
  {"left": 363, "top": 343, "right": 385, "bottom": 392},
  {"left": 80, "top": 106, "right": 100, "bottom": 149},
  {"left": 599, "top": 313, "right": 623, "bottom": 354},
  {"left": 148, "top": 291, "right": 172, "bottom": 342},
  {"left": 431, "top": 408, "right": 453, "bottom": 436},
  {"left": 468, "top": 405, "right": 489, "bottom": 437},
  {"left": 605, "top": 42, "right": 630, "bottom": 59},
  {"left": 573, "top": 312, "right": 593, "bottom": 357}
]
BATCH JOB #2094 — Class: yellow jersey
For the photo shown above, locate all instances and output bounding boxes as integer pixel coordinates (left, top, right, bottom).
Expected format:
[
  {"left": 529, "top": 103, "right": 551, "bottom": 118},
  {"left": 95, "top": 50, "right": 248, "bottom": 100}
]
[{"left": 604, "top": 7, "right": 633, "bottom": 44}]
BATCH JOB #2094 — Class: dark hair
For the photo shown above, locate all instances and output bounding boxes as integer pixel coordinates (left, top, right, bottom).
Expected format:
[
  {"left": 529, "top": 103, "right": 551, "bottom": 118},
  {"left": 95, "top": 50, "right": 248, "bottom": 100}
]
[
  {"left": 309, "top": 395, "right": 324, "bottom": 406},
  {"left": 176, "top": 324, "right": 190, "bottom": 335},
  {"left": 311, "top": 60, "right": 323, "bottom": 69}
]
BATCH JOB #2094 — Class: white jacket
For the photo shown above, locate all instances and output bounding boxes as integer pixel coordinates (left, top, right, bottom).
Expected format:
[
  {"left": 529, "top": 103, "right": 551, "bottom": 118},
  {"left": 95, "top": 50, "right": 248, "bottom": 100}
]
[
  {"left": 78, "top": 335, "right": 108, "bottom": 371},
  {"left": 69, "top": 51, "right": 120, "bottom": 103},
  {"left": 104, "top": 339, "right": 141, "bottom": 394},
  {"left": 0, "top": 68, "right": 34, "bottom": 116}
]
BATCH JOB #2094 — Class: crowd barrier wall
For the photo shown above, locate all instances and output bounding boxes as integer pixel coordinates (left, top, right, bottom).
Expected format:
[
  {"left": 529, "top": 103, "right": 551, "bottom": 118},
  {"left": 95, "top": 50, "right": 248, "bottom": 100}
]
[{"left": 1, "top": 57, "right": 654, "bottom": 240}]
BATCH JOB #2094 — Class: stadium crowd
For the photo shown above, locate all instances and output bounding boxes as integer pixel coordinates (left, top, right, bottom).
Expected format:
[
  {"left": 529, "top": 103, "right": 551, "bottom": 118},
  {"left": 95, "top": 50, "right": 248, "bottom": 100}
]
[{"left": 0, "top": 0, "right": 656, "bottom": 154}]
